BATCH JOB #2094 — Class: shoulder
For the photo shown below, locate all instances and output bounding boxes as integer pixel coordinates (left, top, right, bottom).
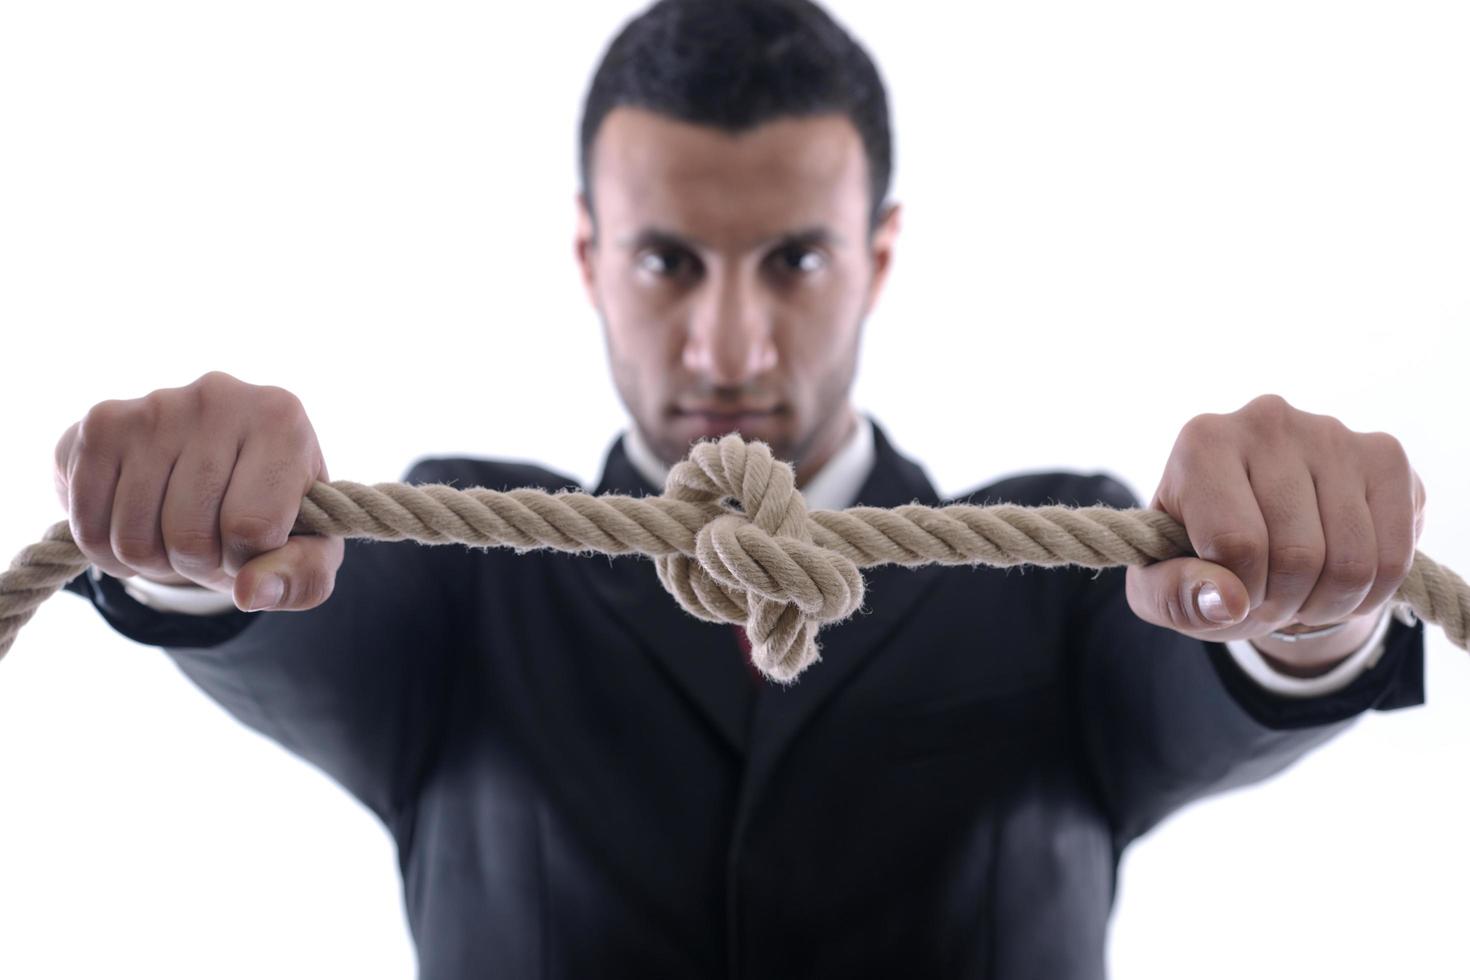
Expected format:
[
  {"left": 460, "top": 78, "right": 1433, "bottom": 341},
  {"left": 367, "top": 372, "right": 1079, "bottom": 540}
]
[
  {"left": 946, "top": 469, "right": 1142, "bottom": 511},
  {"left": 399, "top": 454, "right": 584, "bottom": 494}
]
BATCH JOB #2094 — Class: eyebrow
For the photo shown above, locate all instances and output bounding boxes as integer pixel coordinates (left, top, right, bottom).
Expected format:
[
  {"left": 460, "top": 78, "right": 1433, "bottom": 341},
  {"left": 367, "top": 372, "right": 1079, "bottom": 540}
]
[
  {"left": 615, "top": 225, "right": 846, "bottom": 253},
  {"left": 771, "top": 226, "right": 845, "bottom": 251},
  {"left": 616, "top": 227, "right": 709, "bottom": 253}
]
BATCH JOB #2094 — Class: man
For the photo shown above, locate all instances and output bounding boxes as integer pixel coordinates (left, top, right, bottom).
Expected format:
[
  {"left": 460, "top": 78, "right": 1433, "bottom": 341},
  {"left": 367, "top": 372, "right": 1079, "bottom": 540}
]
[{"left": 57, "top": 0, "right": 1425, "bottom": 976}]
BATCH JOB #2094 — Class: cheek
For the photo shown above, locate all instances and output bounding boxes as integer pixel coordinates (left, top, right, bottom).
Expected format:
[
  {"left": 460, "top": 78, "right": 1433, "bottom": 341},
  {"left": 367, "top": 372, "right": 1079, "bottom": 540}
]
[
  {"left": 783, "top": 275, "right": 863, "bottom": 362},
  {"left": 598, "top": 267, "right": 684, "bottom": 354},
  {"left": 603, "top": 307, "right": 684, "bottom": 399}
]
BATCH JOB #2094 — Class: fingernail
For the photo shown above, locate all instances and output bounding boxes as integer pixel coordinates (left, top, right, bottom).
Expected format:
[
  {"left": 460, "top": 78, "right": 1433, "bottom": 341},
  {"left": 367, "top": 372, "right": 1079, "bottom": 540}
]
[
  {"left": 1197, "top": 580, "right": 1236, "bottom": 624},
  {"left": 247, "top": 575, "right": 285, "bottom": 611}
]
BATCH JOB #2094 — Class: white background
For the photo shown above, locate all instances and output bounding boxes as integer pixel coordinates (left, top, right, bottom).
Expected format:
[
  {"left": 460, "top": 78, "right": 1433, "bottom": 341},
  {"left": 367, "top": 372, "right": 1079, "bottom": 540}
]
[{"left": 1, "top": 1, "right": 1467, "bottom": 976}]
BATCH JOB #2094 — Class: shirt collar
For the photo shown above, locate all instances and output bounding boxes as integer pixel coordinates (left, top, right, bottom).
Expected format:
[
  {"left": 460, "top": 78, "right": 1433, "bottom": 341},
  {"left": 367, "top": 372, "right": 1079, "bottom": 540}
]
[{"left": 621, "top": 410, "right": 876, "bottom": 511}]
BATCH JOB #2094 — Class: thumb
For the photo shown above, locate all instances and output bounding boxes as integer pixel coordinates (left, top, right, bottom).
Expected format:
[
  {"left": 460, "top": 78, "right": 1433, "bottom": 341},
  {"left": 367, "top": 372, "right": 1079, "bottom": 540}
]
[
  {"left": 232, "top": 533, "right": 345, "bottom": 612},
  {"left": 1124, "top": 556, "right": 1250, "bottom": 634}
]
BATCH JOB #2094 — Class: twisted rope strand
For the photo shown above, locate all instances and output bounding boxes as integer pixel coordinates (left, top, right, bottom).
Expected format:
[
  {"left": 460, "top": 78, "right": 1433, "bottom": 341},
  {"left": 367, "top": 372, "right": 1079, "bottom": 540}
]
[{"left": 3, "top": 434, "right": 1463, "bottom": 682}]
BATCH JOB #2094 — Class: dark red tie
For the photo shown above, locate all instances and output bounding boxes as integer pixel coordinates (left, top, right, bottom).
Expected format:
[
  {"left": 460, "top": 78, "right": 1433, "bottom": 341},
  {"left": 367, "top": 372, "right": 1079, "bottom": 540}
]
[{"left": 731, "top": 624, "right": 765, "bottom": 688}]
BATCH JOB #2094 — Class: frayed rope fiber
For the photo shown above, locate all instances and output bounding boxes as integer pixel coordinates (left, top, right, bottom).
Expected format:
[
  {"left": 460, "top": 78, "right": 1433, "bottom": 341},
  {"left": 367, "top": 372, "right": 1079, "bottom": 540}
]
[{"left": 2, "top": 433, "right": 1465, "bottom": 682}]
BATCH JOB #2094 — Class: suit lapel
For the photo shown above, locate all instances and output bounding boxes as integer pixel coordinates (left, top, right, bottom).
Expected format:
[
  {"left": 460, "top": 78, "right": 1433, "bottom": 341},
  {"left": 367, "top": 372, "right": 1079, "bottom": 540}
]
[
  {"left": 732, "top": 422, "right": 945, "bottom": 839},
  {"left": 574, "top": 436, "right": 754, "bottom": 756},
  {"left": 572, "top": 420, "right": 946, "bottom": 794}
]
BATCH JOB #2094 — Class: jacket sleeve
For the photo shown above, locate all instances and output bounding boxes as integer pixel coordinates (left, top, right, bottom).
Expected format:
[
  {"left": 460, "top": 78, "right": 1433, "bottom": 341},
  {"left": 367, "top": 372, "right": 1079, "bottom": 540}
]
[
  {"left": 59, "top": 458, "right": 467, "bottom": 829},
  {"left": 1065, "top": 473, "right": 1426, "bottom": 849}
]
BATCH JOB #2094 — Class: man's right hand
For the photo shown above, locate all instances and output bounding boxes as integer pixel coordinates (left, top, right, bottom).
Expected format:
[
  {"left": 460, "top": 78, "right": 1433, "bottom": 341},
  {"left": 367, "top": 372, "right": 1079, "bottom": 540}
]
[{"left": 53, "top": 370, "right": 344, "bottom": 613}]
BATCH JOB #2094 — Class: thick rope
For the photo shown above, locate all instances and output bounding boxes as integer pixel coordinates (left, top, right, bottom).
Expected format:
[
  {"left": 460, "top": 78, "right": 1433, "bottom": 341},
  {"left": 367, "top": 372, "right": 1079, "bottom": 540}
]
[{"left": 2, "top": 433, "right": 1463, "bottom": 682}]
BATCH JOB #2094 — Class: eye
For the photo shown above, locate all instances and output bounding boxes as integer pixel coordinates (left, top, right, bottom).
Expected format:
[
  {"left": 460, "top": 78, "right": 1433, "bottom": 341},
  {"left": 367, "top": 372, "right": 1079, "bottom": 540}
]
[
  {"left": 771, "top": 245, "right": 827, "bottom": 276},
  {"left": 636, "top": 247, "right": 700, "bottom": 280}
]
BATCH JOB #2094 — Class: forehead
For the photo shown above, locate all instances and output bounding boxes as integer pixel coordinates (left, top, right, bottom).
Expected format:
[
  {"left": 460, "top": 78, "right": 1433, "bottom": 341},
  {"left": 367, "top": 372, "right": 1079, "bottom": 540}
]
[{"left": 590, "top": 106, "right": 869, "bottom": 246}]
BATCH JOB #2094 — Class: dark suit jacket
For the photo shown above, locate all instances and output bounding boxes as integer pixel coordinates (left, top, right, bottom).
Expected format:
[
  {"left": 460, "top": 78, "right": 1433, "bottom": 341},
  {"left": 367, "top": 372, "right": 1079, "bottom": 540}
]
[{"left": 63, "top": 418, "right": 1424, "bottom": 979}]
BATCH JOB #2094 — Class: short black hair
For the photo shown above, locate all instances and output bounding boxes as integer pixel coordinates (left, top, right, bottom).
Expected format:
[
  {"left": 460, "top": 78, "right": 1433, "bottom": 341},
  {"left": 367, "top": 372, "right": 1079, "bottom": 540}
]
[{"left": 578, "top": 0, "right": 893, "bottom": 234}]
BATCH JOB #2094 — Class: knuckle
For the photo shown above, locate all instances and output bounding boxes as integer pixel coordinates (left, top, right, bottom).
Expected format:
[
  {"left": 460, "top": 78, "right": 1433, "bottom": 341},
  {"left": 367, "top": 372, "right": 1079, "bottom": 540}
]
[
  {"left": 138, "top": 390, "right": 181, "bottom": 437},
  {"left": 221, "top": 514, "right": 289, "bottom": 560},
  {"left": 1363, "top": 430, "right": 1409, "bottom": 470},
  {"left": 111, "top": 530, "right": 163, "bottom": 568},
  {"left": 192, "top": 373, "right": 244, "bottom": 420},
  {"left": 1243, "top": 393, "right": 1291, "bottom": 425},
  {"left": 1254, "top": 602, "right": 1297, "bottom": 629},
  {"left": 84, "top": 396, "right": 158, "bottom": 446},
  {"left": 54, "top": 420, "right": 80, "bottom": 472},
  {"left": 53, "top": 467, "right": 70, "bottom": 512},
  {"left": 1314, "top": 415, "right": 1356, "bottom": 453},
  {"left": 71, "top": 522, "right": 111, "bottom": 559},
  {"left": 194, "top": 370, "right": 241, "bottom": 396},
  {"left": 165, "top": 527, "right": 221, "bottom": 569},
  {"left": 261, "top": 383, "right": 301, "bottom": 408},
  {"left": 1160, "top": 586, "right": 1187, "bottom": 628},
  {"left": 78, "top": 400, "right": 128, "bottom": 445},
  {"left": 1173, "top": 415, "right": 1229, "bottom": 461},
  {"left": 1381, "top": 547, "right": 1416, "bottom": 585},
  {"left": 1268, "top": 541, "right": 1322, "bottom": 579},
  {"left": 292, "top": 567, "right": 335, "bottom": 608},
  {"left": 258, "top": 386, "right": 309, "bottom": 429},
  {"left": 1178, "top": 413, "right": 1221, "bottom": 441},
  {"left": 1321, "top": 554, "right": 1375, "bottom": 592},
  {"left": 146, "top": 381, "right": 197, "bottom": 417},
  {"left": 1200, "top": 529, "right": 1265, "bottom": 570}
]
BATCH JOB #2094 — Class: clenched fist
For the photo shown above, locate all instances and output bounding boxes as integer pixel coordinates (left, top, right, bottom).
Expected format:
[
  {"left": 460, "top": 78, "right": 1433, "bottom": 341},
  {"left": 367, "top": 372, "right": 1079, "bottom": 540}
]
[
  {"left": 53, "top": 370, "right": 344, "bottom": 613},
  {"left": 1125, "top": 394, "right": 1426, "bottom": 668}
]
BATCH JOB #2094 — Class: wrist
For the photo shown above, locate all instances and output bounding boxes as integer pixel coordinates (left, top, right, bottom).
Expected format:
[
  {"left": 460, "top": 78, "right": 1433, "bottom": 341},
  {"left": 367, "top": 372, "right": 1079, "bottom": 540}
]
[{"left": 1249, "top": 606, "right": 1388, "bottom": 677}]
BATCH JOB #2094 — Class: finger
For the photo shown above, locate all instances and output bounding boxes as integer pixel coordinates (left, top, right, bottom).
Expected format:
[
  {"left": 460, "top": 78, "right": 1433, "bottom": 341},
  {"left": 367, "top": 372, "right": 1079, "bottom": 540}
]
[
  {"left": 1412, "top": 469, "right": 1427, "bottom": 543},
  {"left": 1354, "top": 444, "right": 1418, "bottom": 617},
  {"left": 1245, "top": 459, "right": 1323, "bottom": 626},
  {"left": 53, "top": 420, "right": 81, "bottom": 513},
  {"left": 1126, "top": 556, "right": 1250, "bottom": 636},
  {"left": 160, "top": 438, "right": 243, "bottom": 593},
  {"left": 1294, "top": 468, "right": 1375, "bottom": 626},
  {"left": 233, "top": 530, "right": 346, "bottom": 612},
  {"left": 217, "top": 429, "right": 317, "bottom": 578},
  {"left": 109, "top": 454, "right": 181, "bottom": 580},
  {"left": 1170, "top": 454, "right": 1272, "bottom": 611},
  {"left": 68, "top": 451, "right": 133, "bottom": 580}
]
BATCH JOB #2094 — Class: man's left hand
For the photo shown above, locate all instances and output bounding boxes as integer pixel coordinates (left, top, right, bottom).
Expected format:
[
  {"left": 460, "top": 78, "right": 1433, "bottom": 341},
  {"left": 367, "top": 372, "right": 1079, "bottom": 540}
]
[{"left": 1125, "top": 394, "right": 1426, "bottom": 664}]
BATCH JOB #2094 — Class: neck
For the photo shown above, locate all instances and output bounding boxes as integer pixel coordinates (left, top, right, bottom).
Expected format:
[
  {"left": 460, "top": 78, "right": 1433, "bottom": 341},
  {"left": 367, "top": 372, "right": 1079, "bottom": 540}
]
[
  {"left": 625, "top": 403, "right": 863, "bottom": 494},
  {"left": 793, "top": 403, "right": 858, "bottom": 489}
]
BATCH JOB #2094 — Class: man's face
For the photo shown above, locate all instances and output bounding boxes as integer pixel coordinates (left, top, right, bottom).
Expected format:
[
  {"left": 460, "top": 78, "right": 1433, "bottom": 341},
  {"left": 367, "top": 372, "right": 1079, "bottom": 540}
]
[{"left": 576, "top": 107, "right": 899, "bottom": 483}]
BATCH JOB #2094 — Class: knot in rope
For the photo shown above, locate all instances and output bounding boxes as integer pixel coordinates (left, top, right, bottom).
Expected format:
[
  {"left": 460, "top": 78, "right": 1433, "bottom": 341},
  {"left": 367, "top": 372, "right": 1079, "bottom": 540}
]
[{"left": 652, "top": 434, "right": 864, "bottom": 682}]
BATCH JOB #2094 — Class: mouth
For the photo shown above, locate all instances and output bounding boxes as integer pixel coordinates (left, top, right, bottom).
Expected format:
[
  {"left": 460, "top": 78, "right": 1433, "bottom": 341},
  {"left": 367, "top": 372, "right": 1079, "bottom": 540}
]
[{"left": 671, "top": 406, "right": 784, "bottom": 439}]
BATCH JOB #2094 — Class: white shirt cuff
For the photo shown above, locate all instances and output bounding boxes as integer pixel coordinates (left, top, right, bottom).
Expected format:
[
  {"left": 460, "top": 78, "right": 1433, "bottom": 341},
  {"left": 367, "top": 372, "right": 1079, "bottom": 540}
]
[
  {"left": 1222, "top": 602, "right": 1408, "bottom": 699},
  {"left": 88, "top": 566, "right": 241, "bottom": 616}
]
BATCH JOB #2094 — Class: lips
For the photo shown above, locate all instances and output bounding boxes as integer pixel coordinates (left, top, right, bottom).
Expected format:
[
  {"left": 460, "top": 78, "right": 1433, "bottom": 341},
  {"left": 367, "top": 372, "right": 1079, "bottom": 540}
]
[
  {"left": 675, "top": 404, "right": 780, "bottom": 416},
  {"left": 672, "top": 406, "right": 782, "bottom": 439}
]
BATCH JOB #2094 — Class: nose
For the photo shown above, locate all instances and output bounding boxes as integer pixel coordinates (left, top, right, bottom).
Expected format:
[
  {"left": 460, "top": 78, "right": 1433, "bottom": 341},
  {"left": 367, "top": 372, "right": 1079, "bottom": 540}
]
[{"left": 681, "top": 265, "right": 777, "bottom": 387}]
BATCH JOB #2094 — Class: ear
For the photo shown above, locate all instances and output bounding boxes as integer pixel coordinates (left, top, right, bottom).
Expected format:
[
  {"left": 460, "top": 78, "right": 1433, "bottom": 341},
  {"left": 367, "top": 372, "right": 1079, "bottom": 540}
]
[
  {"left": 863, "top": 200, "right": 902, "bottom": 317},
  {"left": 574, "top": 191, "right": 598, "bottom": 305}
]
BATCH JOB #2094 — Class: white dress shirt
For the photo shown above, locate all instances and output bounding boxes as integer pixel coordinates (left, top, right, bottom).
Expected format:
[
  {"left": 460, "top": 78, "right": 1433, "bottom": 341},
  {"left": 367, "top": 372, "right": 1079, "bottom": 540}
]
[{"left": 111, "top": 411, "right": 1398, "bottom": 698}]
